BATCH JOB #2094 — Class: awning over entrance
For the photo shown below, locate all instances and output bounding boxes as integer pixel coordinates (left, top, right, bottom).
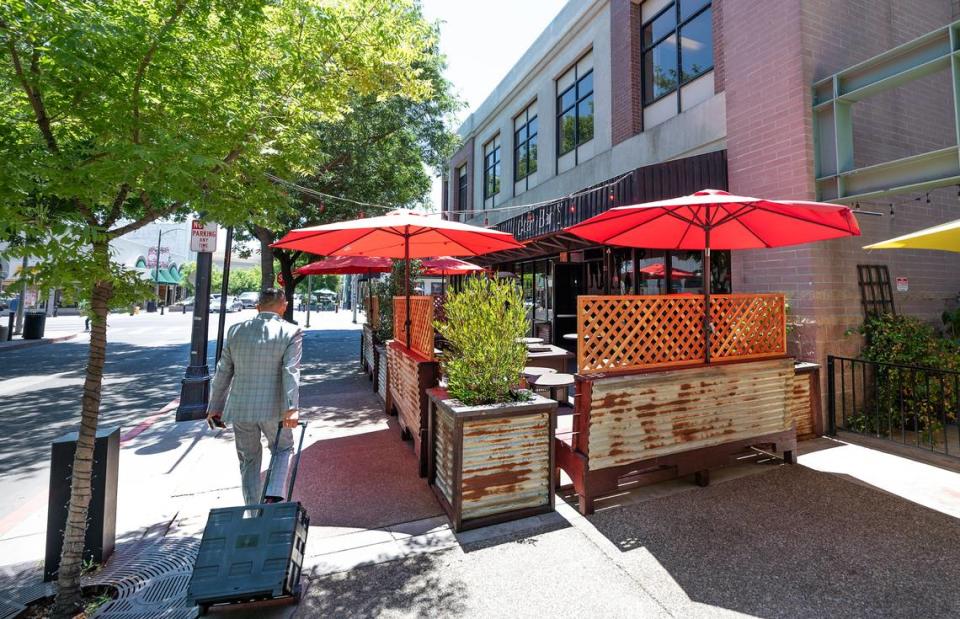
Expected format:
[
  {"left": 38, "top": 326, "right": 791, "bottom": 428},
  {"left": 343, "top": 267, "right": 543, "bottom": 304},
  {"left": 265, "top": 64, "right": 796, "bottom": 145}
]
[{"left": 473, "top": 150, "right": 728, "bottom": 265}]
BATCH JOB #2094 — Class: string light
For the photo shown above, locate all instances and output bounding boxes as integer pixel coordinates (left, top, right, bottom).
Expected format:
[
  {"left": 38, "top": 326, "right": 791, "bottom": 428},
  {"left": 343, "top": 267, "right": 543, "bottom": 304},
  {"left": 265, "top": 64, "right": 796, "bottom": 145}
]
[
  {"left": 889, "top": 202, "right": 894, "bottom": 216},
  {"left": 926, "top": 192, "right": 931, "bottom": 203}
]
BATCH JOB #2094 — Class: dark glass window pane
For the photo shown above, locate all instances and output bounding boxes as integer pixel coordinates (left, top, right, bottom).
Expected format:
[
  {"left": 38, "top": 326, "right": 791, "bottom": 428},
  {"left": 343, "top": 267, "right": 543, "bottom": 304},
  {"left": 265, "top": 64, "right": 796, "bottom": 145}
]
[
  {"left": 515, "top": 143, "right": 528, "bottom": 179},
  {"left": 559, "top": 110, "right": 576, "bottom": 154},
  {"left": 577, "top": 96, "right": 594, "bottom": 144},
  {"left": 494, "top": 146, "right": 501, "bottom": 164},
  {"left": 559, "top": 85, "right": 576, "bottom": 112},
  {"left": 680, "top": 0, "right": 709, "bottom": 20},
  {"left": 528, "top": 116, "right": 538, "bottom": 136},
  {"left": 577, "top": 71, "right": 593, "bottom": 98},
  {"left": 642, "top": 36, "right": 678, "bottom": 103},
  {"left": 680, "top": 8, "right": 712, "bottom": 81},
  {"left": 528, "top": 136, "right": 538, "bottom": 173},
  {"left": 515, "top": 125, "right": 527, "bottom": 143},
  {"left": 641, "top": 4, "right": 676, "bottom": 48}
]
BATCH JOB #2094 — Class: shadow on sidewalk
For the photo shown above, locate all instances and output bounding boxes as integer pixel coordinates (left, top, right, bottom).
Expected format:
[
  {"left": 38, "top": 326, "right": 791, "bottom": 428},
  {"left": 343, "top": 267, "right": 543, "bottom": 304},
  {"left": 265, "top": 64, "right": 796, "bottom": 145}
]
[{"left": 585, "top": 464, "right": 960, "bottom": 618}]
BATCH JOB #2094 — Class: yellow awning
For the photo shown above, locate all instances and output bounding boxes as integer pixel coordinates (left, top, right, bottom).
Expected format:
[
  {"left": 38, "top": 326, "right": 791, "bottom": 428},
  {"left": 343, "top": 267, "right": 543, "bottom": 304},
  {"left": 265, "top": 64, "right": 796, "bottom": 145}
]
[{"left": 863, "top": 218, "right": 960, "bottom": 252}]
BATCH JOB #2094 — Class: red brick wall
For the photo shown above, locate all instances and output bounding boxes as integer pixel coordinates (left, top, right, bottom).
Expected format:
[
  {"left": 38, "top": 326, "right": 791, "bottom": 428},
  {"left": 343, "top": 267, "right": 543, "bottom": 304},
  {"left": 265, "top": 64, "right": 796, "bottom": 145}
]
[
  {"left": 712, "top": 0, "right": 724, "bottom": 93},
  {"left": 610, "top": 0, "right": 643, "bottom": 145},
  {"left": 726, "top": 0, "right": 960, "bottom": 424}
]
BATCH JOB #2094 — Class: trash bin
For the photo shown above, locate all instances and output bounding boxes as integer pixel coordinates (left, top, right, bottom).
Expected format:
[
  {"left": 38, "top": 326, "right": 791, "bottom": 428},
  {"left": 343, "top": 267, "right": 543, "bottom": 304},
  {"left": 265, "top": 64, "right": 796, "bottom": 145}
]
[
  {"left": 146, "top": 300, "right": 157, "bottom": 313},
  {"left": 44, "top": 427, "right": 119, "bottom": 581},
  {"left": 23, "top": 310, "right": 47, "bottom": 340}
]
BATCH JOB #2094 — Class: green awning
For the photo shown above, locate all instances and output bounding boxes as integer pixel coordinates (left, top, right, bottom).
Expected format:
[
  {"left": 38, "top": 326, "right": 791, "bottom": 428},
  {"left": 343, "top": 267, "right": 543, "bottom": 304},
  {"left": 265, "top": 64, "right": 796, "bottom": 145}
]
[{"left": 147, "top": 268, "right": 180, "bottom": 285}]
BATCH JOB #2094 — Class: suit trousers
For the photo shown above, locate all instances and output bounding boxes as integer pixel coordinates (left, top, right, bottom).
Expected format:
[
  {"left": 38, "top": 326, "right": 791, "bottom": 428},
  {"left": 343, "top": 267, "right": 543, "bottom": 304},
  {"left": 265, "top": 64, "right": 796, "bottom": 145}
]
[{"left": 232, "top": 421, "right": 294, "bottom": 506}]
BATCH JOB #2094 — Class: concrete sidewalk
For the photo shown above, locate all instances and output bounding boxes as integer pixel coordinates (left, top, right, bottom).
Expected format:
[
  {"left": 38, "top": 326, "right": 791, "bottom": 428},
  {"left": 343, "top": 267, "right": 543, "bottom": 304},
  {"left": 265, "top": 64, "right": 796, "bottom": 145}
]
[{"left": 4, "top": 316, "right": 960, "bottom": 618}]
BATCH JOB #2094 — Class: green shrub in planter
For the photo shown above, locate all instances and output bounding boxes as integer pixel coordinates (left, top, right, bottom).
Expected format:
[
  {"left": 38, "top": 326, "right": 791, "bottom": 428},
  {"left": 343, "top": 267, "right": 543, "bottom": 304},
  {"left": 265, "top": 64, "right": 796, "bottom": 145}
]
[{"left": 436, "top": 277, "right": 527, "bottom": 406}]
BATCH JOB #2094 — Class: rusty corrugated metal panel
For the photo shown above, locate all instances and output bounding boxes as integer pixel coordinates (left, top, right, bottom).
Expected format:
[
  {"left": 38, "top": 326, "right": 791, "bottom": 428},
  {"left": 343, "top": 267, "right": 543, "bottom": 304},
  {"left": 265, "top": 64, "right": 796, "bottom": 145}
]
[
  {"left": 388, "top": 344, "right": 420, "bottom": 436},
  {"left": 789, "top": 371, "right": 815, "bottom": 439},
  {"left": 460, "top": 413, "right": 550, "bottom": 520},
  {"left": 362, "top": 325, "right": 375, "bottom": 371},
  {"left": 434, "top": 404, "right": 455, "bottom": 503},
  {"left": 588, "top": 358, "right": 793, "bottom": 469}
]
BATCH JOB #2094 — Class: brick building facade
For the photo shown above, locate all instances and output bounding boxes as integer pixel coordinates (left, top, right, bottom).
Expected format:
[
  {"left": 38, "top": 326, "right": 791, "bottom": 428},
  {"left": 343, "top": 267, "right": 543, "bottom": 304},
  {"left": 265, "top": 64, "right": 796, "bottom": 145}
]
[{"left": 445, "top": 0, "right": 960, "bottom": 374}]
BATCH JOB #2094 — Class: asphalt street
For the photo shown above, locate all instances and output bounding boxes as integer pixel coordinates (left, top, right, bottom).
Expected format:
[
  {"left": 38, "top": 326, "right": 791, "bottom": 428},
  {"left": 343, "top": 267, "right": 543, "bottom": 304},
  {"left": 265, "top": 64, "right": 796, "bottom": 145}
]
[{"left": 0, "top": 306, "right": 350, "bottom": 524}]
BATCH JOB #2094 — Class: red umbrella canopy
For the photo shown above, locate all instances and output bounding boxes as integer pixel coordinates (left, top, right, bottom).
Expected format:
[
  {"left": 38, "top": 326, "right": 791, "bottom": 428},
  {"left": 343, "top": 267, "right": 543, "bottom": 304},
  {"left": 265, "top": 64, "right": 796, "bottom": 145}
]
[
  {"left": 637, "top": 262, "right": 696, "bottom": 279},
  {"left": 295, "top": 255, "right": 392, "bottom": 276},
  {"left": 421, "top": 257, "right": 486, "bottom": 276},
  {"left": 565, "top": 189, "right": 860, "bottom": 250},
  {"left": 272, "top": 209, "right": 523, "bottom": 258}
]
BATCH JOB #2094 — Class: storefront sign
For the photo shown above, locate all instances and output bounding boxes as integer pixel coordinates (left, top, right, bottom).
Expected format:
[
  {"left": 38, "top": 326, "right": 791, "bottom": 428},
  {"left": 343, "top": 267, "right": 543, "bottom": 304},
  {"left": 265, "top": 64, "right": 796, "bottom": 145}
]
[
  {"left": 190, "top": 221, "right": 218, "bottom": 252},
  {"left": 896, "top": 277, "right": 908, "bottom": 292}
]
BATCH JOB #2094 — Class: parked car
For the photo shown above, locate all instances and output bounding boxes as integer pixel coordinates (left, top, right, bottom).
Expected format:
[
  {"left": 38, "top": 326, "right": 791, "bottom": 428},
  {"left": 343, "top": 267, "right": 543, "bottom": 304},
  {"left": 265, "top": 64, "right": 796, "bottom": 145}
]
[
  {"left": 173, "top": 296, "right": 196, "bottom": 310},
  {"left": 238, "top": 291, "right": 259, "bottom": 308},
  {"left": 210, "top": 295, "right": 243, "bottom": 312},
  {"left": 0, "top": 296, "right": 14, "bottom": 311}
]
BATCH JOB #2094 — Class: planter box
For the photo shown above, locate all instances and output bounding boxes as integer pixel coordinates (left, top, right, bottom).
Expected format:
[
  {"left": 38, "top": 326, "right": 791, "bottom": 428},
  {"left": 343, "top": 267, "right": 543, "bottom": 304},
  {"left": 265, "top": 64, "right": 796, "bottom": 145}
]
[
  {"left": 362, "top": 325, "right": 376, "bottom": 381},
  {"left": 375, "top": 345, "right": 388, "bottom": 402},
  {"left": 426, "top": 388, "right": 558, "bottom": 532},
  {"left": 386, "top": 342, "right": 439, "bottom": 477},
  {"left": 791, "top": 362, "right": 823, "bottom": 439}
]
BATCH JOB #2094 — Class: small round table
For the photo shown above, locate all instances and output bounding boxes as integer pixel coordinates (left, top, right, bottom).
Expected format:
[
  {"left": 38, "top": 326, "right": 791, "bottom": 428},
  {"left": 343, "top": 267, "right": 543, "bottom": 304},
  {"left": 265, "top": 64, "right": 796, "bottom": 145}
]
[
  {"left": 517, "top": 337, "right": 545, "bottom": 345},
  {"left": 532, "top": 372, "right": 575, "bottom": 404},
  {"left": 522, "top": 366, "right": 556, "bottom": 386}
]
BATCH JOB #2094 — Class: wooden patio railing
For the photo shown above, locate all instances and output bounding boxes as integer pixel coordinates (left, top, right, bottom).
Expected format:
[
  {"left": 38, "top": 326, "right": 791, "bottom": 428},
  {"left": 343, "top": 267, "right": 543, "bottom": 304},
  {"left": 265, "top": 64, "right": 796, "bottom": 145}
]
[
  {"left": 393, "top": 295, "right": 435, "bottom": 360},
  {"left": 576, "top": 293, "right": 786, "bottom": 374}
]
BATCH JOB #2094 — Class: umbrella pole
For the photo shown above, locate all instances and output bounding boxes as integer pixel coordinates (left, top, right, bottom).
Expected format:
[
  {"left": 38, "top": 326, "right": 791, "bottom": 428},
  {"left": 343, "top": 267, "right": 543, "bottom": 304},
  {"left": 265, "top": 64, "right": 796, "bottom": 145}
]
[
  {"left": 704, "top": 225, "right": 712, "bottom": 364},
  {"left": 405, "top": 236, "right": 412, "bottom": 349}
]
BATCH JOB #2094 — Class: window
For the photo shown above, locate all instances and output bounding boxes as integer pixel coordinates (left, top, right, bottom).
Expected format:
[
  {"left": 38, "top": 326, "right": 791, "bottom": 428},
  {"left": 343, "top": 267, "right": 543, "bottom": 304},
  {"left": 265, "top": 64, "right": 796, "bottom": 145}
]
[
  {"left": 482, "top": 136, "right": 501, "bottom": 203},
  {"left": 641, "top": 1, "right": 713, "bottom": 106},
  {"left": 557, "top": 64, "right": 594, "bottom": 157},
  {"left": 514, "top": 105, "right": 538, "bottom": 189},
  {"left": 456, "top": 164, "right": 468, "bottom": 210}
]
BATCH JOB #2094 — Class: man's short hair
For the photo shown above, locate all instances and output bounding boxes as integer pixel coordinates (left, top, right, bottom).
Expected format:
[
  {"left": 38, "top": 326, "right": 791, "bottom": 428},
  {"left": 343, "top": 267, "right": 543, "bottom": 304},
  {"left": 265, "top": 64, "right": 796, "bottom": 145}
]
[{"left": 258, "top": 288, "right": 286, "bottom": 307}]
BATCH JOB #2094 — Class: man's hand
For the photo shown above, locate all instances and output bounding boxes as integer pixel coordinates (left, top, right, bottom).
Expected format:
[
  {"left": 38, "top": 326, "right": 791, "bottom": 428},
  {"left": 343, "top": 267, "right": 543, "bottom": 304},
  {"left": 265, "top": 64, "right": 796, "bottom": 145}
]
[
  {"left": 282, "top": 409, "right": 299, "bottom": 429},
  {"left": 206, "top": 410, "right": 225, "bottom": 430}
]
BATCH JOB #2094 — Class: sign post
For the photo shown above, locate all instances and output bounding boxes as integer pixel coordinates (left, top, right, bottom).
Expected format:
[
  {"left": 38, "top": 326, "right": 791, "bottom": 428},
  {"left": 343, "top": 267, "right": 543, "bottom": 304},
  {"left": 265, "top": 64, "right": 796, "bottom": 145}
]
[{"left": 177, "top": 221, "right": 219, "bottom": 421}]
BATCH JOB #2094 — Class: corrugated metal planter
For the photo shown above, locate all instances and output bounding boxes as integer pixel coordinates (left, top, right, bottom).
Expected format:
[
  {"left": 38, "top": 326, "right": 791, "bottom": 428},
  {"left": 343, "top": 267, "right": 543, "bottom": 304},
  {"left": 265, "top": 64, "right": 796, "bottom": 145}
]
[
  {"left": 426, "top": 388, "right": 558, "bottom": 532},
  {"left": 375, "top": 345, "right": 388, "bottom": 402},
  {"left": 362, "top": 325, "right": 376, "bottom": 382}
]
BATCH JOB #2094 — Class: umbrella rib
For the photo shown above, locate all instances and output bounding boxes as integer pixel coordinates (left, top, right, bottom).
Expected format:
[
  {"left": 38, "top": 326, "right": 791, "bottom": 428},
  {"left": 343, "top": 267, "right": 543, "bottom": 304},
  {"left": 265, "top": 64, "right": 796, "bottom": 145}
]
[
  {"left": 311, "top": 227, "right": 387, "bottom": 257},
  {"left": 604, "top": 208, "right": 696, "bottom": 245},
  {"left": 431, "top": 227, "right": 486, "bottom": 255},
  {"left": 733, "top": 216, "right": 774, "bottom": 248},
  {"left": 711, "top": 204, "right": 756, "bottom": 228}
]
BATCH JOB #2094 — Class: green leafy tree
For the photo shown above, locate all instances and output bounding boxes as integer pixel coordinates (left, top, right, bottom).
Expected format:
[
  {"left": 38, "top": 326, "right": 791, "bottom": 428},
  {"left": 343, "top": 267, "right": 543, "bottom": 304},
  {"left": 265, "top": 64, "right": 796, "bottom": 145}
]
[
  {"left": 0, "top": 1, "right": 436, "bottom": 614},
  {"left": 238, "top": 28, "right": 459, "bottom": 320},
  {"left": 374, "top": 259, "right": 422, "bottom": 344}
]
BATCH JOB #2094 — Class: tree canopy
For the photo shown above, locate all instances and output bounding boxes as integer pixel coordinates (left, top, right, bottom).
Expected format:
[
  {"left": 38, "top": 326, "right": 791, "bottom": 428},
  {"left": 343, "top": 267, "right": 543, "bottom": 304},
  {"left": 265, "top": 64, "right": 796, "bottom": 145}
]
[{"left": 0, "top": 1, "right": 446, "bottom": 614}]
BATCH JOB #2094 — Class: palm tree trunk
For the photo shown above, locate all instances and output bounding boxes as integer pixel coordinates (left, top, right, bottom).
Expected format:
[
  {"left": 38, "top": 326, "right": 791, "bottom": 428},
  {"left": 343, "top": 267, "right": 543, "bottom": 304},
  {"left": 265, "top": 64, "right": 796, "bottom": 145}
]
[{"left": 52, "top": 243, "right": 113, "bottom": 618}]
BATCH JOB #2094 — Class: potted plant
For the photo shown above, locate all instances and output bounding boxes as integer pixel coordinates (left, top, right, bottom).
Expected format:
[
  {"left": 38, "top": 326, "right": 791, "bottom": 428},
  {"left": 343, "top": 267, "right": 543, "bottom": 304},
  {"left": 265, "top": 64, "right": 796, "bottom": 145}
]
[{"left": 427, "top": 277, "right": 558, "bottom": 531}]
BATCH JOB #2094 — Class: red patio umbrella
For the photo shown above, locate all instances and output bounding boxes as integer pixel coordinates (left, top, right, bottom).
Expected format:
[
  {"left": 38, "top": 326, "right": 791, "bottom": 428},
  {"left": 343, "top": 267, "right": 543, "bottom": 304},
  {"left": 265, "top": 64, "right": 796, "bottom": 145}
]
[
  {"left": 295, "top": 255, "right": 393, "bottom": 320},
  {"left": 273, "top": 209, "right": 522, "bottom": 348},
  {"left": 637, "top": 262, "right": 695, "bottom": 279},
  {"left": 295, "top": 255, "right": 392, "bottom": 276},
  {"left": 421, "top": 256, "right": 485, "bottom": 276},
  {"left": 422, "top": 257, "right": 486, "bottom": 297},
  {"left": 565, "top": 189, "right": 860, "bottom": 361}
]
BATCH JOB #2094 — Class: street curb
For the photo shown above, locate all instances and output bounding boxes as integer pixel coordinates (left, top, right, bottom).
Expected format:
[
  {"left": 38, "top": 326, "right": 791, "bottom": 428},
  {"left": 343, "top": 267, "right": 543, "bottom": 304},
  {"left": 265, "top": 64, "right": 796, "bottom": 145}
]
[{"left": 0, "top": 332, "right": 80, "bottom": 352}]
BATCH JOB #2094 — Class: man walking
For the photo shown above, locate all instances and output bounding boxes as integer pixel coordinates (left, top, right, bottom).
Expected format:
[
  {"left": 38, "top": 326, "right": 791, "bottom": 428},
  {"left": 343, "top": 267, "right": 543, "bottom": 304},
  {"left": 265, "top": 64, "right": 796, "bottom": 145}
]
[{"left": 207, "top": 288, "right": 303, "bottom": 505}]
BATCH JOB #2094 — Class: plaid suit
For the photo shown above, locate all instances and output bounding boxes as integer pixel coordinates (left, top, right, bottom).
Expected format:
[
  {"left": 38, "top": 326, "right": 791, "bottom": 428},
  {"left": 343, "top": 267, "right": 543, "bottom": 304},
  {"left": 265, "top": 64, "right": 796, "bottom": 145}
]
[{"left": 209, "top": 311, "right": 303, "bottom": 504}]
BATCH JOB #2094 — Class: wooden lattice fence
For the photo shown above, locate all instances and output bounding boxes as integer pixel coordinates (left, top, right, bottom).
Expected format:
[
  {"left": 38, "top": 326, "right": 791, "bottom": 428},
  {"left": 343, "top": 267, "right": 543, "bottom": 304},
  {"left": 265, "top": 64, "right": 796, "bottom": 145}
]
[
  {"left": 577, "top": 294, "right": 785, "bottom": 374},
  {"left": 394, "top": 296, "right": 435, "bottom": 360}
]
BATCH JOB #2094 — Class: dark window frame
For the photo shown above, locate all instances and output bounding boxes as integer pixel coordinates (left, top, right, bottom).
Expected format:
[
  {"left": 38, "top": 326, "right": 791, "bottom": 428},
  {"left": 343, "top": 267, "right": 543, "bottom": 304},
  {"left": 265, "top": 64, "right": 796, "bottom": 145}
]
[
  {"left": 640, "top": 1, "right": 713, "bottom": 111},
  {"left": 513, "top": 104, "right": 539, "bottom": 191},
  {"left": 482, "top": 136, "right": 501, "bottom": 202},
  {"left": 556, "top": 61, "right": 595, "bottom": 164},
  {"left": 456, "top": 164, "right": 468, "bottom": 211}
]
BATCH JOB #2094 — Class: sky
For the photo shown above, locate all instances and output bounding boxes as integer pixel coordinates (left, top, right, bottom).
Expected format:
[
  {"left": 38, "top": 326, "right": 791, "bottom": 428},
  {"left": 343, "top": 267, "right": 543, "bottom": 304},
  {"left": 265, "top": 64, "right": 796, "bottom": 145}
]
[{"left": 420, "top": 0, "right": 569, "bottom": 211}]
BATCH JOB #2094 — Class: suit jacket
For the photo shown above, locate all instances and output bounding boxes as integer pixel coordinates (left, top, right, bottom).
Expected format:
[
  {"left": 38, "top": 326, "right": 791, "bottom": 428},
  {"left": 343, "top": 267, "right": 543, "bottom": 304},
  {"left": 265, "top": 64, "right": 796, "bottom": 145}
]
[{"left": 208, "top": 312, "right": 303, "bottom": 423}]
